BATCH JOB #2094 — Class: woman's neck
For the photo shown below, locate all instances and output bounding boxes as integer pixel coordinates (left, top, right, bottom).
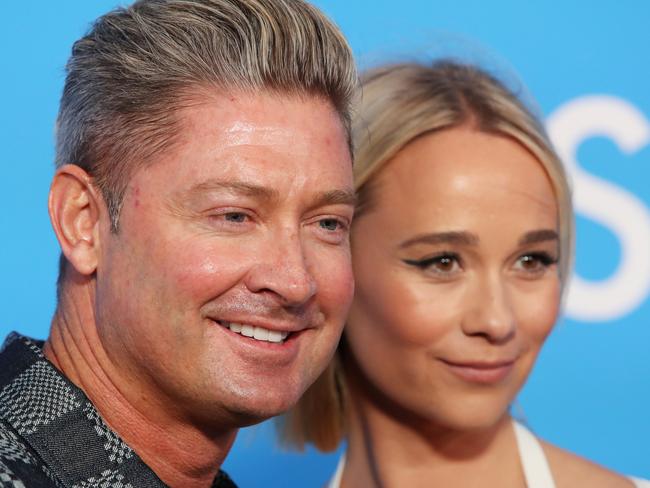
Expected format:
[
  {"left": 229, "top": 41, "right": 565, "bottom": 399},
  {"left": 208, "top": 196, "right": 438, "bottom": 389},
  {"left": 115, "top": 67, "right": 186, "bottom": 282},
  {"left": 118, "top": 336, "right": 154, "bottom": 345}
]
[{"left": 341, "top": 393, "right": 526, "bottom": 488}]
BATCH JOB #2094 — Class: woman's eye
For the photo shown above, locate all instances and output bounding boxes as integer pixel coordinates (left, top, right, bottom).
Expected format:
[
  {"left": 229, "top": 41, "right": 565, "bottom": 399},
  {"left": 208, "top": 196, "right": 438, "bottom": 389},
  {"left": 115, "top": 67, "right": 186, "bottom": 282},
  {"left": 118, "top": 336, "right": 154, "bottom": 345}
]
[
  {"left": 514, "top": 253, "right": 557, "bottom": 274},
  {"left": 404, "top": 253, "right": 461, "bottom": 276},
  {"left": 432, "top": 256, "right": 457, "bottom": 272}
]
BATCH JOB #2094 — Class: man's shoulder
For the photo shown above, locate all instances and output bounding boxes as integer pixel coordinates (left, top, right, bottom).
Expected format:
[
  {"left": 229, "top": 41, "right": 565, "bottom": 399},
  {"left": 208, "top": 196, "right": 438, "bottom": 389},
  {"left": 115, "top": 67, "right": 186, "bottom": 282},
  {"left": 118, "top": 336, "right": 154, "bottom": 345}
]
[
  {"left": 0, "top": 333, "right": 66, "bottom": 486},
  {"left": 0, "top": 333, "right": 239, "bottom": 487},
  {"left": 213, "top": 469, "right": 239, "bottom": 488},
  {"left": 0, "top": 419, "right": 61, "bottom": 487},
  {"left": 0, "top": 333, "right": 47, "bottom": 389}
]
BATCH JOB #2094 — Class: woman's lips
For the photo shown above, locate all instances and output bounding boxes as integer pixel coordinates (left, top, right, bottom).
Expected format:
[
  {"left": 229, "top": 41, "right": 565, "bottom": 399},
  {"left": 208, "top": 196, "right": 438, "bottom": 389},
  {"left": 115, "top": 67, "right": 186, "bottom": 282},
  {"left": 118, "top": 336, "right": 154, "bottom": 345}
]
[{"left": 439, "top": 359, "right": 516, "bottom": 384}]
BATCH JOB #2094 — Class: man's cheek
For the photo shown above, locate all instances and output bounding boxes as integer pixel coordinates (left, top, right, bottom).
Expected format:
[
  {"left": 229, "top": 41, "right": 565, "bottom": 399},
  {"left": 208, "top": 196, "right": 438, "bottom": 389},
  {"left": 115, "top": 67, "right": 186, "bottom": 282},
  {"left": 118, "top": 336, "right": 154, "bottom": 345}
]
[
  {"left": 318, "top": 256, "right": 355, "bottom": 315},
  {"left": 173, "top": 249, "right": 250, "bottom": 296}
]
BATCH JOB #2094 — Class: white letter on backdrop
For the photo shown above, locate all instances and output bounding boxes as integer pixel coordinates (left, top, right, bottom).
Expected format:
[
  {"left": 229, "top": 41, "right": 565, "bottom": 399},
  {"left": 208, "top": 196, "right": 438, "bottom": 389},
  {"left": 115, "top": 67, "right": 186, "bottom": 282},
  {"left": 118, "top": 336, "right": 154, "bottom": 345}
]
[{"left": 547, "top": 95, "right": 650, "bottom": 322}]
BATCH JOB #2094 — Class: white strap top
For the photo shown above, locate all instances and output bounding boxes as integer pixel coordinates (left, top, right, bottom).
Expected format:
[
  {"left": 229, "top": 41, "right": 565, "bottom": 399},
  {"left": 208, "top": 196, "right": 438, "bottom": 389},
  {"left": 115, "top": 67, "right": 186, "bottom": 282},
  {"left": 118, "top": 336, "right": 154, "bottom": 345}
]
[
  {"left": 327, "top": 420, "right": 650, "bottom": 488},
  {"left": 327, "top": 455, "right": 344, "bottom": 488},
  {"left": 514, "top": 422, "right": 650, "bottom": 488},
  {"left": 512, "top": 420, "right": 556, "bottom": 488}
]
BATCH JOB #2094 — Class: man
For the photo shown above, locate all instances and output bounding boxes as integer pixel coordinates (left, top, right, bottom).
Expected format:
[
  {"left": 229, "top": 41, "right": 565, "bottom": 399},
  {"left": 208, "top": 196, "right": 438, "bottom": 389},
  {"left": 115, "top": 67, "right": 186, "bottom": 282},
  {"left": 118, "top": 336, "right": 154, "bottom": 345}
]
[{"left": 0, "top": 0, "right": 357, "bottom": 486}]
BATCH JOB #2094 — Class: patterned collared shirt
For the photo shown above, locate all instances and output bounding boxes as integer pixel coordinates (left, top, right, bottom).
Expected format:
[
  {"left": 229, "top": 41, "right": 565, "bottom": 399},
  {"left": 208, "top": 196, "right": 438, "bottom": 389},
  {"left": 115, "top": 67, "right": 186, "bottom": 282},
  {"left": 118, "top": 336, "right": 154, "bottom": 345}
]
[{"left": 0, "top": 333, "right": 237, "bottom": 488}]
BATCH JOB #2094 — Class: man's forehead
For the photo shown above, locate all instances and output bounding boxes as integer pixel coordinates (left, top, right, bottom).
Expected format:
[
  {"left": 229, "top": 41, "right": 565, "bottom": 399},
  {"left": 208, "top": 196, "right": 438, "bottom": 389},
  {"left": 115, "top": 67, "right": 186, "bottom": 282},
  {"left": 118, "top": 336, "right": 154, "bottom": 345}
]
[
  {"left": 179, "top": 89, "right": 345, "bottom": 137},
  {"left": 127, "top": 90, "right": 354, "bottom": 208},
  {"left": 221, "top": 120, "right": 302, "bottom": 148}
]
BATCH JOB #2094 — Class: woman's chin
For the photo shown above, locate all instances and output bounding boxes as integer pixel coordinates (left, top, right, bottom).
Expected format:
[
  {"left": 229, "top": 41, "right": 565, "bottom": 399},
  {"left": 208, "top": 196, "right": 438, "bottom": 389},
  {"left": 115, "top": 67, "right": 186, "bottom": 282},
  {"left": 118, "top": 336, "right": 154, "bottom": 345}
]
[{"left": 417, "top": 402, "right": 512, "bottom": 436}]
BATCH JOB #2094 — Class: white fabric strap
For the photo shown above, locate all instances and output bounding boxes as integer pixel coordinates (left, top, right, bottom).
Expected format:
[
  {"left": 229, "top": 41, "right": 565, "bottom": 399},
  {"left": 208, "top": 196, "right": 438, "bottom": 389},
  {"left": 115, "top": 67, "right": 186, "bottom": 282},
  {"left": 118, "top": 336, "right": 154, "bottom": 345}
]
[
  {"left": 326, "top": 455, "right": 344, "bottom": 488},
  {"left": 630, "top": 476, "right": 650, "bottom": 488},
  {"left": 512, "top": 421, "right": 557, "bottom": 488}
]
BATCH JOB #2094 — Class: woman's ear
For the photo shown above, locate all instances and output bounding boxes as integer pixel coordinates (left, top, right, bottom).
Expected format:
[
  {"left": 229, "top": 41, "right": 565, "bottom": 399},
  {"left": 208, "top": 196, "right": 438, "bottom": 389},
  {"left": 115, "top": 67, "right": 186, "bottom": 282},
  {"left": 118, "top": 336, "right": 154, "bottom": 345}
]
[{"left": 48, "top": 164, "right": 103, "bottom": 276}]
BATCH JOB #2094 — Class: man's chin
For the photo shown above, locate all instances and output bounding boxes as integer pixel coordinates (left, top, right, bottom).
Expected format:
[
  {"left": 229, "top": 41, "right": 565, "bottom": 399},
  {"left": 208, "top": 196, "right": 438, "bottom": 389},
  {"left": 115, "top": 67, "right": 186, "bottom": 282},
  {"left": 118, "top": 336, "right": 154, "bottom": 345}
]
[{"left": 225, "top": 394, "right": 302, "bottom": 427}]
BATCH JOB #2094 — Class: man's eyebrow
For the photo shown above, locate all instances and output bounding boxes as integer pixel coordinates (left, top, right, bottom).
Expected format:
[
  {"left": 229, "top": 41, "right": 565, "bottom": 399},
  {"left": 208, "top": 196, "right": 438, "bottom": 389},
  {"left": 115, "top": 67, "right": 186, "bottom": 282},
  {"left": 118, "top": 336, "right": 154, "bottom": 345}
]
[
  {"left": 174, "top": 180, "right": 356, "bottom": 211},
  {"left": 518, "top": 229, "right": 559, "bottom": 246},
  {"left": 310, "top": 189, "right": 357, "bottom": 209},
  {"left": 180, "top": 179, "right": 280, "bottom": 202},
  {"left": 399, "top": 231, "right": 479, "bottom": 249}
]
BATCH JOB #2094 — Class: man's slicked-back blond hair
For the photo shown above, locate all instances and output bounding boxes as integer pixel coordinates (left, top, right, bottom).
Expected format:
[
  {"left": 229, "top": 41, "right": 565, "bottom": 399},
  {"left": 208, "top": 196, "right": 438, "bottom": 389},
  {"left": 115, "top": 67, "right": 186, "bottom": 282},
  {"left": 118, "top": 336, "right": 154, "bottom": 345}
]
[{"left": 55, "top": 0, "right": 357, "bottom": 230}]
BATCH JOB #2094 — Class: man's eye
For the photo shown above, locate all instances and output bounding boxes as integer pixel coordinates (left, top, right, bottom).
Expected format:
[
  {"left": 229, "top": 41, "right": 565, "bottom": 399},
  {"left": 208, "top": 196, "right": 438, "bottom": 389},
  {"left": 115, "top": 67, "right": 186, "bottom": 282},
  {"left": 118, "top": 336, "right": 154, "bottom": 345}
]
[
  {"left": 223, "top": 212, "right": 247, "bottom": 223},
  {"left": 312, "top": 216, "right": 350, "bottom": 245},
  {"left": 319, "top": 218, "right": 343, "bottom": 231}
]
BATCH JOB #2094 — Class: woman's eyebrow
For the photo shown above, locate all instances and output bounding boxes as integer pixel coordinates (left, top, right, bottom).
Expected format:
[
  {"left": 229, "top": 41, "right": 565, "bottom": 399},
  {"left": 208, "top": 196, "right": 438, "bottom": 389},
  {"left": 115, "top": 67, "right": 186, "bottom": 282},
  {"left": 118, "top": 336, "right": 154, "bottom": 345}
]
[
  {"left": 518, "top": 229, "right": 559, "bottom": 245},
  {"left": 399, "top": 231, "right": 479, "bottom": 249}
]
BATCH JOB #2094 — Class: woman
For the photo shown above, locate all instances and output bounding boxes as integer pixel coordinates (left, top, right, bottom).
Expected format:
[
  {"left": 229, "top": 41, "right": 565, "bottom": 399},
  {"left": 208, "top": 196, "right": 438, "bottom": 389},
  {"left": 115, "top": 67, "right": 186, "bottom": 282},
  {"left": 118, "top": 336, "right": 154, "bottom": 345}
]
[{"left": 281, "top": 61, "right": 649, "bottom": 487}]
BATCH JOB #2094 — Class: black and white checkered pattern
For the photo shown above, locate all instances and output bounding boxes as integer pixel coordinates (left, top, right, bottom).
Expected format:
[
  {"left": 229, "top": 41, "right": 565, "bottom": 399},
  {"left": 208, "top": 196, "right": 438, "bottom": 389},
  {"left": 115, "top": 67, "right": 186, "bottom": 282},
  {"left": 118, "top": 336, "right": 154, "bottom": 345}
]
[
  {"left": 0, "top": 333, "right": 238, "bottom": 488},
  {"left": 21, "top": 337, "right": 45, "bottom": 360},
  {"left": 84, "top": 403, "right": 133, "bottom": 465},
  {"left": 72, "top": 468, "right": 134, "bottom": 488},
  {"left": 0, "top": 426, "right": 35, "bottom": 467},
  {"left": 0, "top": 361, "right": 81, "bottom": 435},
  {"left": 0, "top": 423, "right": 33, "bottom": 488},
  {"left": 0, "top": 465, "right": 27, "bottom": 488}
]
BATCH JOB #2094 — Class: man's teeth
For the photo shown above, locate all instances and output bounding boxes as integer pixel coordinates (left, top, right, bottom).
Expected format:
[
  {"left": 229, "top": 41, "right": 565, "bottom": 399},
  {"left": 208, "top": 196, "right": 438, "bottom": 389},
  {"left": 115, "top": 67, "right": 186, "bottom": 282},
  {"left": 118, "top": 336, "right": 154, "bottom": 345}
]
[{"left": 225, "top": 322, "right": 289, "bottom": 343}]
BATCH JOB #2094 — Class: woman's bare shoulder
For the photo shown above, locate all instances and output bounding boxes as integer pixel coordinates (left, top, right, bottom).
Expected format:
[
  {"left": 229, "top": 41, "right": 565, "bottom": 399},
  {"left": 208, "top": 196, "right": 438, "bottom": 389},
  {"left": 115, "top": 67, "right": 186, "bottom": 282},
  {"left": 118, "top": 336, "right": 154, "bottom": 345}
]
[{"left": 540, "top": 440, "right": 635, "bottom": 488}]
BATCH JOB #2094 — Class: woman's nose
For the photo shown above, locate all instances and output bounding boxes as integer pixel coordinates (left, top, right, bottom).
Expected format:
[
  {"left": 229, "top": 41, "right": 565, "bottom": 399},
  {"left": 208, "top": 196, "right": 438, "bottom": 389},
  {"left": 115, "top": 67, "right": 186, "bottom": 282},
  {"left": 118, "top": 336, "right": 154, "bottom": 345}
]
[{"left": 461, "top": 274, "right": 516, "bottom": 344}]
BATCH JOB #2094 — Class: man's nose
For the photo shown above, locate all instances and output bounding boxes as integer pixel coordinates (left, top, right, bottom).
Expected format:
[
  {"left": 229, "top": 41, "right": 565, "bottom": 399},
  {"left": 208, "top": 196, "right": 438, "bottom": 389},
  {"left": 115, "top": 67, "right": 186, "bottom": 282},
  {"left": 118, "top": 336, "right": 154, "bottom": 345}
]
[
  {"left": 461, "top": 274, "right": 516, "bottom": 344},
  {"left": 244, "top": 227, "right": 317, "bottom": 307}
]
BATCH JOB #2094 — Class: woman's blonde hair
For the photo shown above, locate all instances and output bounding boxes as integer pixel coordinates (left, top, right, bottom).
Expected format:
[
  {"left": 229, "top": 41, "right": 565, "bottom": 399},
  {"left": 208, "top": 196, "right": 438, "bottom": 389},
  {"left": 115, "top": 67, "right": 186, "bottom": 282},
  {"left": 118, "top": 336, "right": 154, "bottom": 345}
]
[{"left": 280, "top": 59, "right": 574, "bottom": 451}]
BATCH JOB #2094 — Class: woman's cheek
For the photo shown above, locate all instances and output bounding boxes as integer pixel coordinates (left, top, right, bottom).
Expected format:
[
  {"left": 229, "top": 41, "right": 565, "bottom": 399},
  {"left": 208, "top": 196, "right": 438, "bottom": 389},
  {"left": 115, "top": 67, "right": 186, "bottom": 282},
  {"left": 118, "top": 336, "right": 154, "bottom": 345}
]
[{"left": 515, "top": 282, "right": 561, "bottom": 342}]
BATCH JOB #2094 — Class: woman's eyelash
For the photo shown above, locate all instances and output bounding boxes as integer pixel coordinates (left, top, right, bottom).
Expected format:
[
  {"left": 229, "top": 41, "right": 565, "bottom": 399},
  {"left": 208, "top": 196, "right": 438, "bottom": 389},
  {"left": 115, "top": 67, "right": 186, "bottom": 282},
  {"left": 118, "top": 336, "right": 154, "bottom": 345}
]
[
  {"left": 402, "top": 252, "right": 558, "bottom": 271},
  {"left": 520, "top": 252, "right": 559, "bottom": 266},
  {"left": 403, "top": 253, "right": 459, "bottom": 269}
]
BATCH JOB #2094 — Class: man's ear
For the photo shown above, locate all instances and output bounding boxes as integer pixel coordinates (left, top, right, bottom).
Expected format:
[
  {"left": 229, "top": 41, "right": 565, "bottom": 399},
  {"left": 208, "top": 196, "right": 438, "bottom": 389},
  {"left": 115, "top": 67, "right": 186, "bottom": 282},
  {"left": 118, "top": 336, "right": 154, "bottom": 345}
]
[{"left": 48, "top": 164, "right": 104, "bottom": 276}]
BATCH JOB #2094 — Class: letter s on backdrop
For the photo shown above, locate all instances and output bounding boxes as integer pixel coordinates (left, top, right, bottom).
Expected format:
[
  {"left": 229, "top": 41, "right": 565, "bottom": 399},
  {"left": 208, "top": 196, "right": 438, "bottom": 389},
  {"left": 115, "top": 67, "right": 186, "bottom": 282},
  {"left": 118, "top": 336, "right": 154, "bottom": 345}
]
[{"left": 547, "top": 95, "right": 650, "bottom": 322}]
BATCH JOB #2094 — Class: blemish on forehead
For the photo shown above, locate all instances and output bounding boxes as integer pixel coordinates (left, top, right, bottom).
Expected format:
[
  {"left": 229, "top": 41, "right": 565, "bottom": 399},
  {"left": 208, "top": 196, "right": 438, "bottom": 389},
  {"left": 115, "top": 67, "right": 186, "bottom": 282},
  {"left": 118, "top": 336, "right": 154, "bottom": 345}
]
[{"left": 133, "top": 186, "right": 140, "bottom": 207}]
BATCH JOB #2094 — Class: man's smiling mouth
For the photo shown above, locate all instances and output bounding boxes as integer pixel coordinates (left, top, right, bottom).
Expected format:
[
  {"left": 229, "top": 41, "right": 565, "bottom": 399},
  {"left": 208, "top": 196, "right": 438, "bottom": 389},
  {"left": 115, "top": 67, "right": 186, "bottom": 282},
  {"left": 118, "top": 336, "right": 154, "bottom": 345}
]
[{"left": 218, "top": 320, "right": 290, "bottom": 343}]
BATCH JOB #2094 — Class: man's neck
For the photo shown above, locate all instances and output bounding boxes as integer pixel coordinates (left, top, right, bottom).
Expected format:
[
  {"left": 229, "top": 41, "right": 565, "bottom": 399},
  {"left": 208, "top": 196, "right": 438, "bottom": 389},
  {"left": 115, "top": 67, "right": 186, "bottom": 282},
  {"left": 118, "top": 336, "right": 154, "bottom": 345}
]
[{"left": 44, "top": 282, "right": 237, "bottom": 488}]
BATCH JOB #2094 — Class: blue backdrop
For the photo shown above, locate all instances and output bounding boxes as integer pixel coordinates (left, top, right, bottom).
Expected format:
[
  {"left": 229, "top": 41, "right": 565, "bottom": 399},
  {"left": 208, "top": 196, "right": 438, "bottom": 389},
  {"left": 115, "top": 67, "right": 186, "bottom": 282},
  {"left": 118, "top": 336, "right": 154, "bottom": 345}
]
[{"left": 1, "top": 1, "right": 648, "bottom": 485}]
